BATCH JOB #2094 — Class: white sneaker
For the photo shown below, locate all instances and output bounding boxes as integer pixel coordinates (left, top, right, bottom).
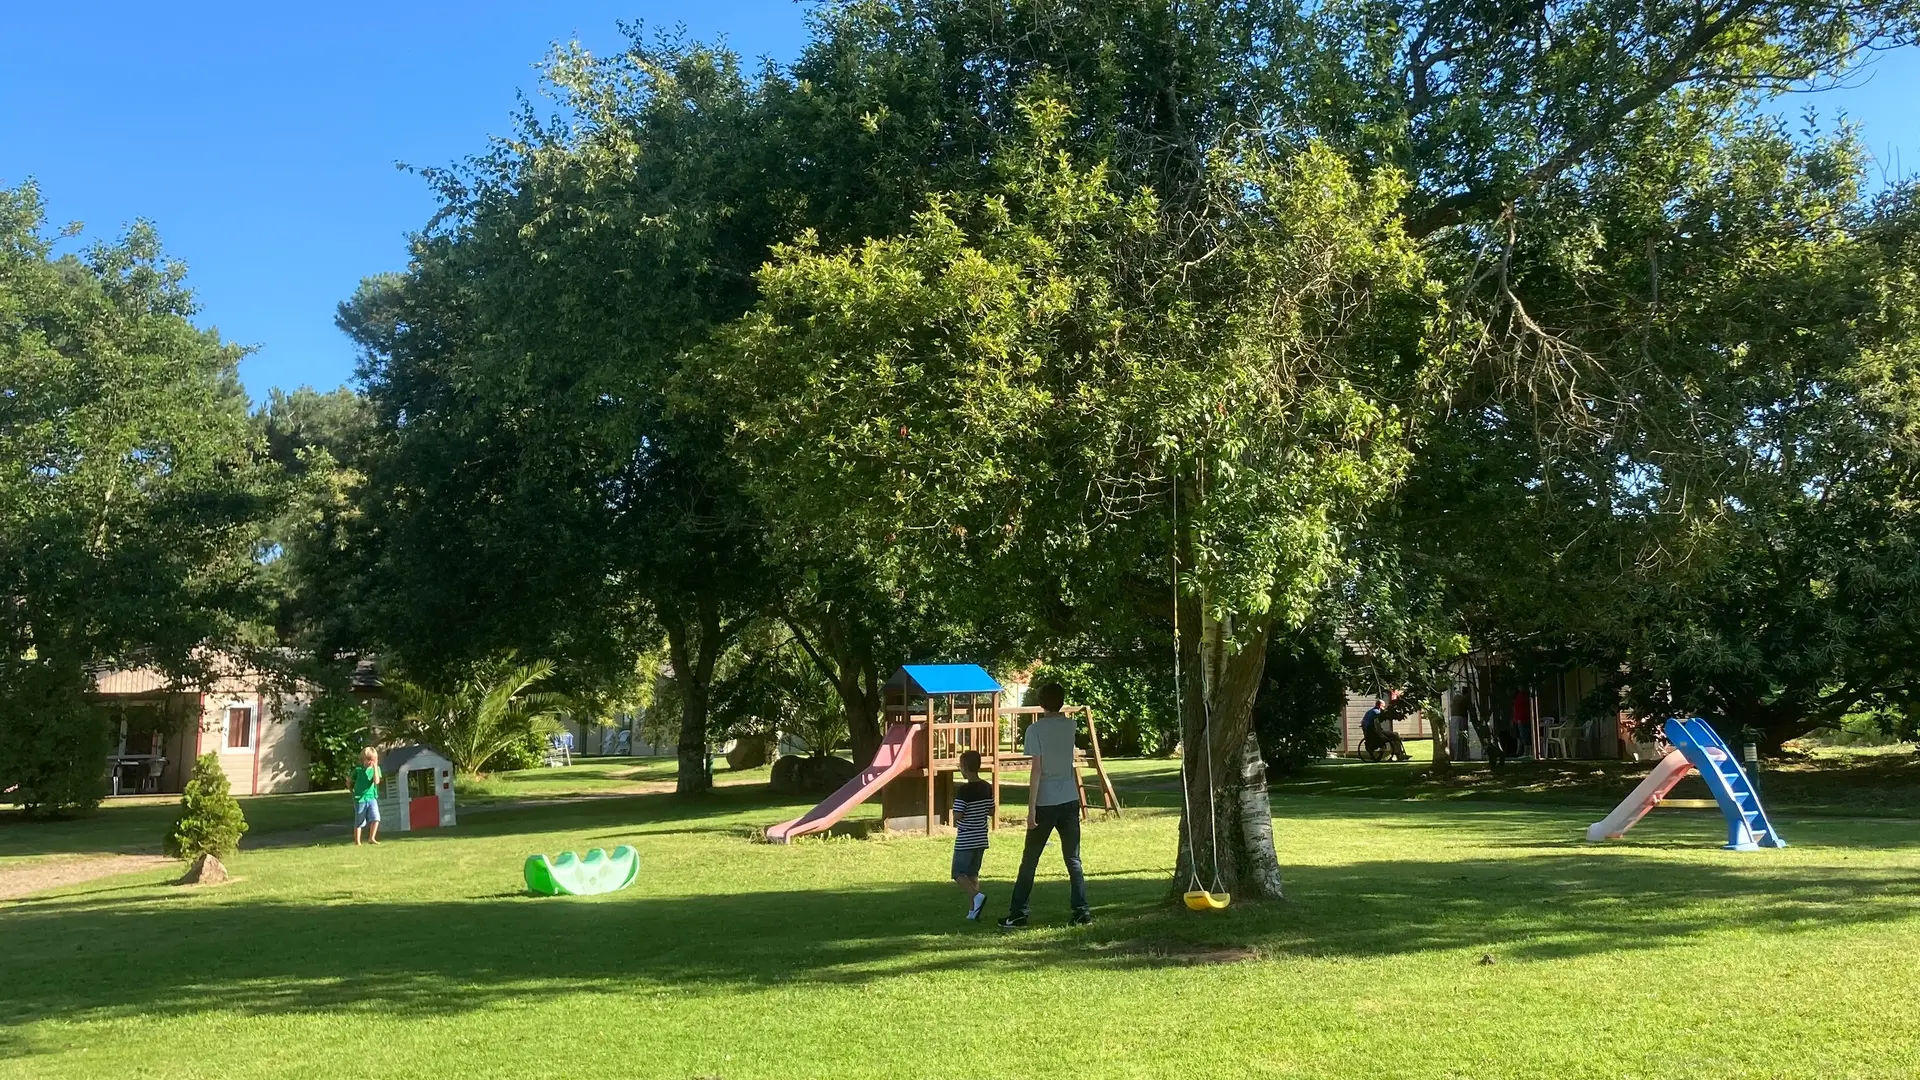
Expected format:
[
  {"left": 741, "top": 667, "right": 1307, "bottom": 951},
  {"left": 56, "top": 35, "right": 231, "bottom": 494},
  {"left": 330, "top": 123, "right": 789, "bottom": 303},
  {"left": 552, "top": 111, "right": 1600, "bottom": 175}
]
[{"left": 967, "top": 892, "right": 987, "bottom": 920}]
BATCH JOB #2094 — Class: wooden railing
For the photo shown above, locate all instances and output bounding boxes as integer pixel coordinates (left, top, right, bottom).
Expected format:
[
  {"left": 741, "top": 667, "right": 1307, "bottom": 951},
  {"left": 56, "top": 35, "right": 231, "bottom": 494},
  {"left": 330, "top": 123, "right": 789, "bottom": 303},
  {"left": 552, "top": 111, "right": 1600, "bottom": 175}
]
[{"left": 929, "top": 719, "right": 997, "bottom": 764}]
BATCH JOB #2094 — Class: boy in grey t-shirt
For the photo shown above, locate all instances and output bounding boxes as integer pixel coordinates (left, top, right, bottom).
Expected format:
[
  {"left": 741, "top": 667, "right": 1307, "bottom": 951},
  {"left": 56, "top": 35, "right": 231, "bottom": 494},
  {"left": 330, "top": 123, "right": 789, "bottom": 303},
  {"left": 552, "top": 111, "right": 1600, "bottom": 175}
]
[{"left": 998, "top": 682, "right": 1091, "bottom": 927}]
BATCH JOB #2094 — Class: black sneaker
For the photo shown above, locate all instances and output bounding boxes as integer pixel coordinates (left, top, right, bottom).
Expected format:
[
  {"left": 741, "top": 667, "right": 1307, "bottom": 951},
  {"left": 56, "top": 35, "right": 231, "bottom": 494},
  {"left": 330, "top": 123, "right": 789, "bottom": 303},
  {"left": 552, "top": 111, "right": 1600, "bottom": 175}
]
[
  {"left": 1069, "top": 910, "right": 1093, "bottom": 926},
  {"left": 996, "top": 914, "right": 1028, "bottom": 929}
]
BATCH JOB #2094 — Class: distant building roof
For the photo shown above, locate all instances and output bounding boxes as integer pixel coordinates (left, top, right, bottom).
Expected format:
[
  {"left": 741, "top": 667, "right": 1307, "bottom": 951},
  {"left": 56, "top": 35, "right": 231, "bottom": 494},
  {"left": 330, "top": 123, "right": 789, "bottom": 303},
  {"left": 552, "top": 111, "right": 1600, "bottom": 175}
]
[
  {"left": 887, "top": 664, "right": 1004, "bottom": 696},
  {"left": 93, "top": 668, "right": 171, "bottom": 695}
]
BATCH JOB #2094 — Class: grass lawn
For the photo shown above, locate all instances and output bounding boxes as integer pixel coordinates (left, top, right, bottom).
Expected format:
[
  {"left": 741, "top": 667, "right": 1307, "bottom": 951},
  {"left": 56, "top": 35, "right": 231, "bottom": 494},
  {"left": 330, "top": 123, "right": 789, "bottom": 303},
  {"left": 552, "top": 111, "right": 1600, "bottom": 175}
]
[{"left": 3, "top": 757, "right": 1919, "bottom": 1079}]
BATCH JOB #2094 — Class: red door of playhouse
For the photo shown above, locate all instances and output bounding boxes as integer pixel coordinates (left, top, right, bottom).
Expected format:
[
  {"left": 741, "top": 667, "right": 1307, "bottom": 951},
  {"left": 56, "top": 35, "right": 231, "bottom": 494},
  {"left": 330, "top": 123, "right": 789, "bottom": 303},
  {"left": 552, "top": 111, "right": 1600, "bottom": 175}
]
[{"left": 404, "top": 767, "right": 441, "bottom": 829}]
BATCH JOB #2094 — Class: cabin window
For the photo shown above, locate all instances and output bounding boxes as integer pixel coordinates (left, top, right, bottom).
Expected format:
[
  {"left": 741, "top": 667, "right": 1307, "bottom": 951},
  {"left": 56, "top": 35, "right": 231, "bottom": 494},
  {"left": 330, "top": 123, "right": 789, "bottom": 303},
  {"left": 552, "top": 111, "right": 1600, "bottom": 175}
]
[{"left": 225, "top": 707, "right": 254, "bottom": 750}]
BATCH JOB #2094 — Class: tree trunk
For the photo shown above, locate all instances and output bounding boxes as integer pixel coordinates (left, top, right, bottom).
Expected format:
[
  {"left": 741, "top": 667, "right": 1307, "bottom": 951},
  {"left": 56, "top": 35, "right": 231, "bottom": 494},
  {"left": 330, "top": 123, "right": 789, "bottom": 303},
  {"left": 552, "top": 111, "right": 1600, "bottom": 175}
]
[
  {"left": 1429, "top": 698, "right": 1452, "bottom": 775},
  {"left": 664, "top": 599, "right": 721, "bottom": 796},
  {"left": 1170, "top": 603, "right": 1284, "bottom": 903},
  {"left": 1463, "top": 662, "right": 1505, "bottom": 768},
  {"left": 823, "top": 616, "right": 883, "bottom": 767},
  {"left": 787, "top": 609, "right": 885, "bottom": 767}
]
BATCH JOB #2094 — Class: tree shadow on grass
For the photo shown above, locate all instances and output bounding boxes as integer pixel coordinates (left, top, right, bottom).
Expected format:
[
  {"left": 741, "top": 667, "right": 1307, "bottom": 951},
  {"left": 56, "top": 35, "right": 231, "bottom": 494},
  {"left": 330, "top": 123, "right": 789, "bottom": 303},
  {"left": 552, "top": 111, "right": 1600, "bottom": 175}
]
[{"left": 3, "top": 844, "right": 1916, "bottom": 1046}]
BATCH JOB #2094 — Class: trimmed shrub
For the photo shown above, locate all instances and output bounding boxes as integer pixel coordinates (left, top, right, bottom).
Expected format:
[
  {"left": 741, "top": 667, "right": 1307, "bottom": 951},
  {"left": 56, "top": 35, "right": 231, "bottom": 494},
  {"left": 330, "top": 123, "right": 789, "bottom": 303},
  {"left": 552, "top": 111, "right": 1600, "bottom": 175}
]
[
  {"left": 1252, "top": 626, "right": 1346, "bottom": 776},
  {"left": 164, "top": 753, "right": 248, "bottom": 859},
  {"left": 0, "top": 665, "right": 111, "bottom": 818}
]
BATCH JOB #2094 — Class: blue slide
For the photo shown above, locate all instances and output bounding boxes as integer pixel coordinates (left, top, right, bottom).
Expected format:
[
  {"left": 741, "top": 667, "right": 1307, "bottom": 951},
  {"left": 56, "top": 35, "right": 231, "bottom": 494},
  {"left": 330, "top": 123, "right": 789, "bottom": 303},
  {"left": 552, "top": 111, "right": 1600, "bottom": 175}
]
[{"left": 1663, "top": 718, "right": 1787, "bottom": 851}]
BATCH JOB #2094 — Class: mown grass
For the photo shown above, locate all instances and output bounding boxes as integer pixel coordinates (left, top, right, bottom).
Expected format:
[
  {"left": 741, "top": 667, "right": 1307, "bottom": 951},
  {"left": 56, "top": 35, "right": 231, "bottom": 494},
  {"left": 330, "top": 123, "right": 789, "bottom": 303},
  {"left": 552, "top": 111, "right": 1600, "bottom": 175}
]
[{"left": 2, "top": 756, "right": 1918, "bottom": 1078}]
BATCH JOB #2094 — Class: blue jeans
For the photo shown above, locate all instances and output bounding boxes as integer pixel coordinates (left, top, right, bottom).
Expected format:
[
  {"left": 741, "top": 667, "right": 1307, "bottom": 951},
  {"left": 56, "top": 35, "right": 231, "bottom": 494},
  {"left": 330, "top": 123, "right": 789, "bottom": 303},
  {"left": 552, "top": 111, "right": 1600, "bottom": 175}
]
[{"left": 1008, "top": 801, "right": 1087, "bottom": 918}]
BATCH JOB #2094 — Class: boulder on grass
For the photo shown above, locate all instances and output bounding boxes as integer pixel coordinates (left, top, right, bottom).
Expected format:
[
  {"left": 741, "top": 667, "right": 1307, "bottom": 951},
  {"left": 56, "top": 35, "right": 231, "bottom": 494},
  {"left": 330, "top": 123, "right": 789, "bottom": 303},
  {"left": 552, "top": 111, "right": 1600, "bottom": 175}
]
[
  {"left": 769, "top": 754, "right": 806, "bottom": 795},
  {"left": 177, "top": 853, "right": 228, "bottom": 886},
  {"left": 725, "top": 735, "right": 770, "bottom": 771},
  {"left": 800, "top": 755, "right": 858, "bottom": 794},
  {"left": 769, "top": 754, "right": 859, "bottom": 795}
]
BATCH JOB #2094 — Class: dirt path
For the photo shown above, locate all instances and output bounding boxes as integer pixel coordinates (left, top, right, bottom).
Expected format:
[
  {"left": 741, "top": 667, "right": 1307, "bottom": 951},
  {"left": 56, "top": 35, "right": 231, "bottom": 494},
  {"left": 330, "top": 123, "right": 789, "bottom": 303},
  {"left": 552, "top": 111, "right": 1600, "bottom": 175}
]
[{"left": 0, "top": 854, "right": 175, "bottom": 902}]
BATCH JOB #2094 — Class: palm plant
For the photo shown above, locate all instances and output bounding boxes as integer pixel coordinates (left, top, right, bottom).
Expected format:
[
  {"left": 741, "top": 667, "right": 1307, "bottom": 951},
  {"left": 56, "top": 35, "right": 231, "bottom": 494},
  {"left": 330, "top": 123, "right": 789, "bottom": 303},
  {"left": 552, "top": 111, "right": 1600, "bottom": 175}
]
[{"left": 385, "top": 655, "right": 570, "bottom": 775}]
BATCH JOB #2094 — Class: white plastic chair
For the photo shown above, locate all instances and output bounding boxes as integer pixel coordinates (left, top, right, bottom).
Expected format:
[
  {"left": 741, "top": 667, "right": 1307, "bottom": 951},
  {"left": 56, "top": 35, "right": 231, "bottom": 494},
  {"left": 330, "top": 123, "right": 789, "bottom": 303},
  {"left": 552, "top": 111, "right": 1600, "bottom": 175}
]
[{"left": 1542, "top": 717, "right": 1570, "bottom": 758}]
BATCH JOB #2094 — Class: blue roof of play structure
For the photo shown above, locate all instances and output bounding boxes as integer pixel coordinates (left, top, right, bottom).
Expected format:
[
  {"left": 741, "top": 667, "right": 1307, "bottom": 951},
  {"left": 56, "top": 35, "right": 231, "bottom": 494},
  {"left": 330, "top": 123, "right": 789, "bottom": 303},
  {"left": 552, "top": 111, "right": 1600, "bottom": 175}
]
[{"left": 891, "top": 664, "right": 1004, "bottom": 695}]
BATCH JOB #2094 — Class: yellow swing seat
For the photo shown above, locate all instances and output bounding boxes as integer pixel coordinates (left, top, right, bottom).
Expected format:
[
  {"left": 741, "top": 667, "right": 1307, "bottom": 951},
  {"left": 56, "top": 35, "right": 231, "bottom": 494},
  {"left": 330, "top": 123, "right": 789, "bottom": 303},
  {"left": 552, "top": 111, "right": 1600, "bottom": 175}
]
[{"left": 1183, "top": 889, "right": 1231, "bottom": 911}]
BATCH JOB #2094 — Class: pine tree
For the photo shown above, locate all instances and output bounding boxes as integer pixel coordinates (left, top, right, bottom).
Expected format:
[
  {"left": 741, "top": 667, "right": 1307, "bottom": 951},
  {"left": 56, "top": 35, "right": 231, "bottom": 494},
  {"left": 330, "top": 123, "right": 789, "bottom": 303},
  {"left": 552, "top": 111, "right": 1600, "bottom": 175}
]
[{"left": 164, "top": 752, "right": 249, "bottom": 859}]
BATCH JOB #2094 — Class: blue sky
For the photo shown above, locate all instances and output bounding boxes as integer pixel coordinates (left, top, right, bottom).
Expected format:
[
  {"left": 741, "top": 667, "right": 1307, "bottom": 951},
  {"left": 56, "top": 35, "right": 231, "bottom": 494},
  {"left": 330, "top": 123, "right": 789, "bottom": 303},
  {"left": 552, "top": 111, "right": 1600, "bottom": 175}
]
[{"left": 2, "top": 3, "right": 1914, "bottom": 403}]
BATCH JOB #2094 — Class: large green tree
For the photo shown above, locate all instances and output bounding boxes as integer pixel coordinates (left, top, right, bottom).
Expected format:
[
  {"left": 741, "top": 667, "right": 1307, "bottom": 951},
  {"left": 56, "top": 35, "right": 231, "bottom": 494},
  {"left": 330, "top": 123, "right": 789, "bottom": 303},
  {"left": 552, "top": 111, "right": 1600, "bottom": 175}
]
[
  {"left": 0, "top": 183, "right": 279, "bottom": 815},
  {"left": 254, "top": 385, "right": 376, "bottom": 678},
  {"left": 1606, "top": 179, "right": 1920, "bottom": 749},
  {"left": 342, "top": 39, "right": 783, "bottom": 793},
  {"left": 710, "top": 98, "right": 1433, "bottom": 899},
  {"left": 1389, "top": 103, "right": 1920, "bottom": 752}
]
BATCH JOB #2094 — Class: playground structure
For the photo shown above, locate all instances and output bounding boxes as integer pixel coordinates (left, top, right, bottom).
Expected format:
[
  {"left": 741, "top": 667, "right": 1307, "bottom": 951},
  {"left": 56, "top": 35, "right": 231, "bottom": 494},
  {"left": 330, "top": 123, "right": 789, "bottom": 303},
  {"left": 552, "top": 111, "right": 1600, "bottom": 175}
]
[
  {"left": 524, "top": 845, "right": 640, "bottom": 896},
  {"left": 1587, "top": 717, "right": 1786, "bottom": 851},
  {"left": 766, "top": 664, "right": 1121, "bottom": 843}
]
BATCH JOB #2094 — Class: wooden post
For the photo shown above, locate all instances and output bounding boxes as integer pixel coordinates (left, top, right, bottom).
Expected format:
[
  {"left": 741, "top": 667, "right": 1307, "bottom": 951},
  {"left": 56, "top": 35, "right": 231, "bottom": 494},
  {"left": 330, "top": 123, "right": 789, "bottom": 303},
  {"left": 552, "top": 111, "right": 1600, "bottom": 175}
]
[
  {"left": 1081, "top": 705, "right": 1121, "bottom": 818},
  {"left": 988, "top": 691, "right": 1000, "bottom": 832},
  {"left": 925, "top": 695, "right": 936, "bottom": 836}
]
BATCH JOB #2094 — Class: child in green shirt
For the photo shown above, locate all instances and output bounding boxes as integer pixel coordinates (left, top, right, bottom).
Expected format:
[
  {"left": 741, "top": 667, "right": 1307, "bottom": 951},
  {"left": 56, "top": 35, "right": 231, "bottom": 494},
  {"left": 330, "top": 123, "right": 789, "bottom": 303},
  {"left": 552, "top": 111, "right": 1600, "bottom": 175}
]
[{"left": 351, "top": 747, "right": 382, "bottom": 845}]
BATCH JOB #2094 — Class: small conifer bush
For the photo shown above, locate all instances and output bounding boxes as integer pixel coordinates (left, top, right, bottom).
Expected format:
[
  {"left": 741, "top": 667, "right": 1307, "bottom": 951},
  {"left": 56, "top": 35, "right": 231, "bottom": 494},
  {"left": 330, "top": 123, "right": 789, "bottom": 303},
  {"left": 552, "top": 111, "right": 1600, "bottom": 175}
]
[{"left": 164, "top": 752, "right": 248, "bottom": 859}]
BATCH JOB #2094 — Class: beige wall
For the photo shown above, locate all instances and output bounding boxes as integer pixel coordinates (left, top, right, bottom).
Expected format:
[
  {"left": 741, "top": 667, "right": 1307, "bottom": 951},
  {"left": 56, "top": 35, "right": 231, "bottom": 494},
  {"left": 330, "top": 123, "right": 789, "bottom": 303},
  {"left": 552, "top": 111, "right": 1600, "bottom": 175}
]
[
  {"left": 190, "top": 683, "right": 313, "bottom": 795},
  {"left": 97, "top": 672, "right": 314, "bottom": 796},
  {"left": 256, "top": 699, "right": 310, "bottom": 794}
]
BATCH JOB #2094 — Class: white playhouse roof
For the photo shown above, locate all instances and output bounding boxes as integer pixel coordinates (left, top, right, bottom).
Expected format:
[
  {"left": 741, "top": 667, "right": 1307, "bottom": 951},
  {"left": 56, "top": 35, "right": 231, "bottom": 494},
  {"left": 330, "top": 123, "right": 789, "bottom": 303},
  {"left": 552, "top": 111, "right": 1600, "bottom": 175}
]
[{"left": 381, "top": 744, "right": 450, "bottom": 773}]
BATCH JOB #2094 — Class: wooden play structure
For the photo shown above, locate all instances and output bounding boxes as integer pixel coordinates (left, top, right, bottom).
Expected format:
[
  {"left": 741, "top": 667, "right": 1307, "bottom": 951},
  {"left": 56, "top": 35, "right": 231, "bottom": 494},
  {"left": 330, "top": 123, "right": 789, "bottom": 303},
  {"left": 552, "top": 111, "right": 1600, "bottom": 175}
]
[{"left": 766, "top": 664, "right": 1120, "bottom": 843}]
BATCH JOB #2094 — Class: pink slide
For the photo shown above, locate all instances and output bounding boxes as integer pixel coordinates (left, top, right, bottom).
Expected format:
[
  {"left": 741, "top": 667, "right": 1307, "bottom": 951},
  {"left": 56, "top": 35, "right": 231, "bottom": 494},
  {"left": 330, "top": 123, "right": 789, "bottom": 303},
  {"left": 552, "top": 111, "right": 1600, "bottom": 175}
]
[
  {"left": 1586, "top": 750, "right": 1694, "bottom": 841},
  {"left": 766, "top": 722, "right": 924, "bottom": 844}
]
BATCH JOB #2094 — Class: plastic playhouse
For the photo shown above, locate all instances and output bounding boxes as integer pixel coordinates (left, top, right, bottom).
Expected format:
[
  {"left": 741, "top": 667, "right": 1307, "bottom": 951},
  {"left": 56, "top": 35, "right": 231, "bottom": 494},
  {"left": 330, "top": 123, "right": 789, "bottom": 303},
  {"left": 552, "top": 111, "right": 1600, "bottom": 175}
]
[
  {"left": 766, "top": 663, "right": 1120, "bottom": 843},
  {"left": 1587, "top": 717, "right": 1785, "bottom": 850},
  {"left": 378, "top": 744, "right": 456, "bottom": 833}
]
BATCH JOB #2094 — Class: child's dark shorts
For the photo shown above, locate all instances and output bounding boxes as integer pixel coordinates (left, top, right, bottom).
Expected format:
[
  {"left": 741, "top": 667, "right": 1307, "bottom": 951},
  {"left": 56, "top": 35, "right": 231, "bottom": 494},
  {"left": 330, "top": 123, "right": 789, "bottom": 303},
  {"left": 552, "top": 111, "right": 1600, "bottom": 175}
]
[{"left": 951, "top": 846, "right": 985, "bottom": 879}]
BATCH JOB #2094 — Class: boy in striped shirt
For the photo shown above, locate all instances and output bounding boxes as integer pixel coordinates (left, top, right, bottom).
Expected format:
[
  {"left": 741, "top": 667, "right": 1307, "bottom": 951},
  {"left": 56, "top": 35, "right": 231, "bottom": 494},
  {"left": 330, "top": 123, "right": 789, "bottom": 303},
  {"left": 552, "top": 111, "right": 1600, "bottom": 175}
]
[{"left": 951, "top": 750, "right": 994, "bottom": 920}]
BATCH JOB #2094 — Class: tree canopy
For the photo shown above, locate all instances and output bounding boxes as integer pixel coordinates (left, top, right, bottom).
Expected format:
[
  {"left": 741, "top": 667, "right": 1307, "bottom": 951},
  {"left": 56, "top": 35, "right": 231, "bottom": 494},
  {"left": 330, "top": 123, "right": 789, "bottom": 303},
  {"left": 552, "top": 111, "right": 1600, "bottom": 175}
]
[
  {"left": 0, "top": 182, "right": 280, "bottom": 814},
  {"left": 303, "top": 0, "right": 1920, "bottom": 896}
]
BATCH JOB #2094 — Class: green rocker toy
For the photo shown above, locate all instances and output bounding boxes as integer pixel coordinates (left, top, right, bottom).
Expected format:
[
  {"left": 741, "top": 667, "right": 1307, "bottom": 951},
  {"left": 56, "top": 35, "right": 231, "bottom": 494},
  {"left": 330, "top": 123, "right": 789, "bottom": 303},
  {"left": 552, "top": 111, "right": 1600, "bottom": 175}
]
[{"left": 523, "top": 845, "right": 640, "bottom": 896}]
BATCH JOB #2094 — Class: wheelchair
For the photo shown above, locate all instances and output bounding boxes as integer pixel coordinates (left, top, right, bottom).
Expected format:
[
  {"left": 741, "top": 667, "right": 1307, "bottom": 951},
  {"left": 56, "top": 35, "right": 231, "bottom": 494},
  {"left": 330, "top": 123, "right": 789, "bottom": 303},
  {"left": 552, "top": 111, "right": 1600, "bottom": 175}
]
[{"left": 1358, "top": 726, "right": 1409, "bottom": 763}]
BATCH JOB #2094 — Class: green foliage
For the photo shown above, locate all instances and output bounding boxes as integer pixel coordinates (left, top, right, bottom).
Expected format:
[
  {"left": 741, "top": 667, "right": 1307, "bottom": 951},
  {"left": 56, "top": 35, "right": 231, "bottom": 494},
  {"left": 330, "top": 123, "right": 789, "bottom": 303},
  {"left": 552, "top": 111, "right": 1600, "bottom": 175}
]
[
  {"left": 488, "top": 728, "right": 553, "bottom": 772},
  {"left": 709, "top": 91, "right": 1428, "bottom": 894},
  {"left": 706, "top": 624, "right": 847, "bottom": 755},
  {"left": 319, "top": 0, "right": 1920, "bottom": 886},
  {"left": 1393, "top": 117, "right": 1920, "bottom": 752},
  {"left": 1251, "top": 625, "right": 1347, "bottom": 776},
  {"left": 0, "top": 182, "right": 282, "bottom": 815},
  {"left": 382, "top": 655, "right": 570, "bottom": 775},
  {"left": 341, "top": 38, "right": 781, "bottom": 791},
  {"left": 254, "top": 386, "right": 376, "bottom": 670},
  {"left": 164, "top": 752, "right": 248, "bottom": 860},
  {"left": 298, "top": 693, "right": 372, "bottom": 789},
  {"left": 1026, "top": 660, "right": 1177, "bottom": 757},
  {"left": 0, "top": 663, "right": 110, "bottom": 817},
  {"left": 716, "top": 98, "right": 1428, "bottom": 637}
]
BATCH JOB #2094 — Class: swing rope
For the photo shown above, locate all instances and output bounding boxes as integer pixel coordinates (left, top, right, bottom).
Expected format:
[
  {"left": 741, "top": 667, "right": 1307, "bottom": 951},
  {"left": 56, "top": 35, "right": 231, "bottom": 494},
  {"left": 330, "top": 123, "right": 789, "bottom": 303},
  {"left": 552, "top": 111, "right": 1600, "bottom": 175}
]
[{"left": 1172, "top": 464, "right": 1228, "bottom": 907}]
